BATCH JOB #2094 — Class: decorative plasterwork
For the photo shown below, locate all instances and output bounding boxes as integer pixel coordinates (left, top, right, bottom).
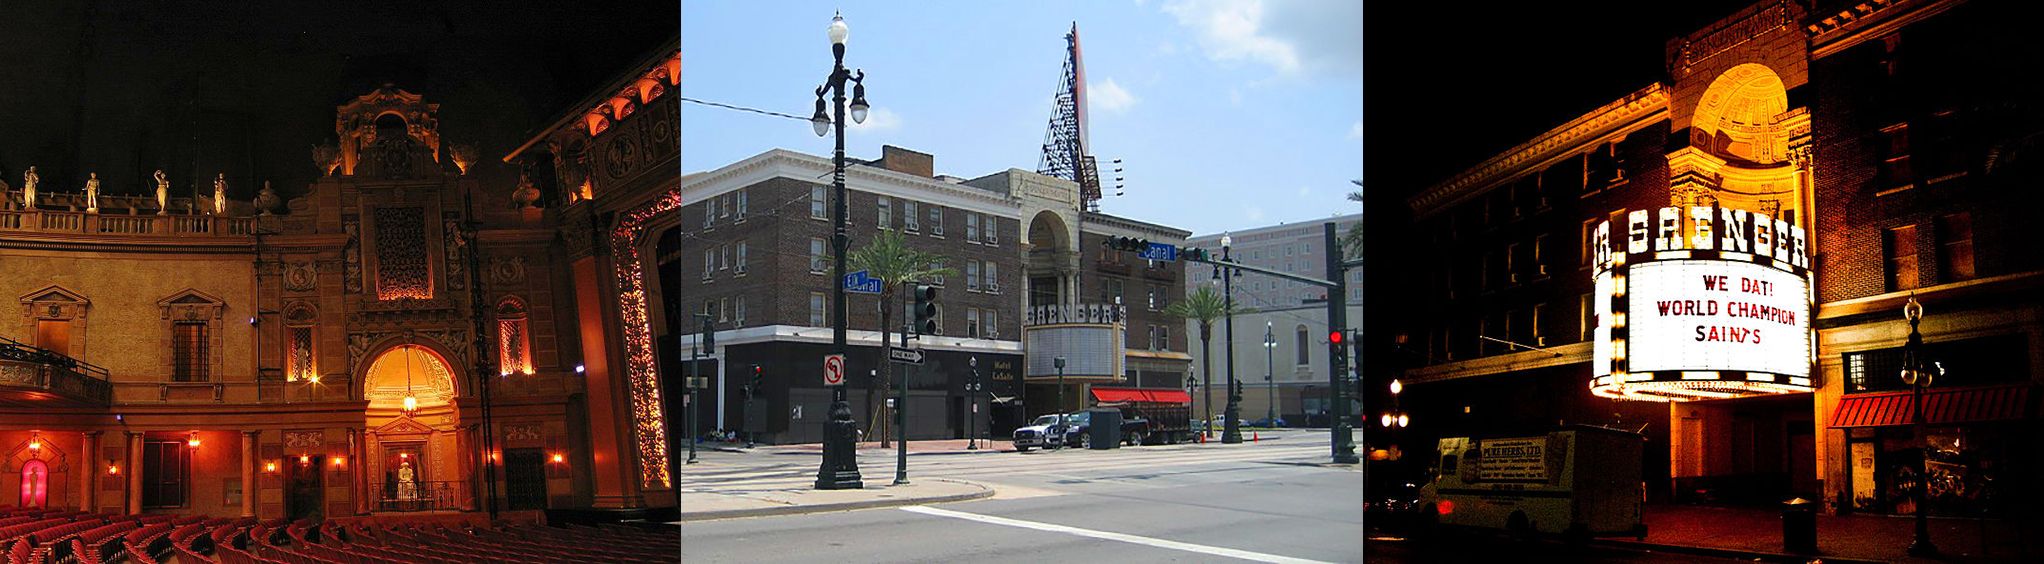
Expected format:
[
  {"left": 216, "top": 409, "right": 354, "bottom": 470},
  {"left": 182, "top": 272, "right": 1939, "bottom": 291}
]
[
  {"left": 1807, "top": 0, "right": 1963, "bottom": 59},
  {"left": 18, "top": 285, "right": 88, "bottom": 320},
  {"left": 156, "top": 289, "right": 225, "bottom": 321},
  {"left": 611, "top": 187, "right": 680, "bottom": 489},
  {"left": 1408, "top": 84, "right": 1669, "bottom": 218}
]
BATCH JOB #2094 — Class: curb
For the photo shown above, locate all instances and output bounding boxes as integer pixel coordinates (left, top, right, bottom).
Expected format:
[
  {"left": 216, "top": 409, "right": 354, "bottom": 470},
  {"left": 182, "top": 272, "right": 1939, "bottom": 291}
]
[
  {"left": 1592, "top": 539, "right": 1888, "bottom": 564},
  {"left": 677, "top": 479, "right": 995, "bottom": 522}
]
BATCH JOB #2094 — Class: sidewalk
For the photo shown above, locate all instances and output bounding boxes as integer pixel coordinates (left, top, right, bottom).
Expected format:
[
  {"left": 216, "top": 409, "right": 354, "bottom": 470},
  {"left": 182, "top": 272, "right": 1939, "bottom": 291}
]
[
  {"left": 678, "top": 478, "right": 993, "bottom": 522},
  {"left": 1599, "top": 504, "right": 2039, "bottom": 563}
]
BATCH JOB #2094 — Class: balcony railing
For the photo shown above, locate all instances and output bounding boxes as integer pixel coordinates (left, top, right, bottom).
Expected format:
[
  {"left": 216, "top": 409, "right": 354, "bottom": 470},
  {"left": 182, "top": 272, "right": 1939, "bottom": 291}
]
[
  {"left": 0, "top": 209, "right": 254, "bottom": 238},
  {"left": 368, "top": 480, "right": 472, "bottom": 513},
  {"left": 0, "top": 336, "right": 112, "bottom": 406}
]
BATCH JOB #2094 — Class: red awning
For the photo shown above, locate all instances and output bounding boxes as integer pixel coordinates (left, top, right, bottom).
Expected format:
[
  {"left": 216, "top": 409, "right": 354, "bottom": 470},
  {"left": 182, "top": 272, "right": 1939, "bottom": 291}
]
[
  {"left": 1091, "top": 387, "right": 1192, "bottom": 405},
  {"left": 1830, "top": 384, "right": 2036, "bottom": 428}
]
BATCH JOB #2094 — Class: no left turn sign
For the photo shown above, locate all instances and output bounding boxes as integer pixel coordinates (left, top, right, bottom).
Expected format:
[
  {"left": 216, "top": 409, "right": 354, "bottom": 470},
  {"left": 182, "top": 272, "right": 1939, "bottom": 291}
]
[{"left": 823, "top": 354, "right": 845, "bottom": 386}]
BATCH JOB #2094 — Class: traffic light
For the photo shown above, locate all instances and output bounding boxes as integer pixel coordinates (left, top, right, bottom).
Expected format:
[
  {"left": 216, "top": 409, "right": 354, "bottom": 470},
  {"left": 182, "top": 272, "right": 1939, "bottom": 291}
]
[
  {"left": 1182, "top": 247, "right": 1211, "bottom": 262},
  {"left": 699, "top": 314, "right": 715, "bottom": 350},
  {"left": 913, "top": 285, "right": 938, "bottom": 336},
  {"left": 751, "top": 364, "right": 764, "bottom": 388},
  {"left": 1101, "top": 236, "right": 1150, "bottom": 252}
]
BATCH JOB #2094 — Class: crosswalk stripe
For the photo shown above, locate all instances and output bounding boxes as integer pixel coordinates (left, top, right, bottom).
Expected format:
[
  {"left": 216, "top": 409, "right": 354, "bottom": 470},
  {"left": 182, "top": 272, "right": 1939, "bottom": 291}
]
[{"left": 900, "top": 506, "right": 1337, "bottom": 564}]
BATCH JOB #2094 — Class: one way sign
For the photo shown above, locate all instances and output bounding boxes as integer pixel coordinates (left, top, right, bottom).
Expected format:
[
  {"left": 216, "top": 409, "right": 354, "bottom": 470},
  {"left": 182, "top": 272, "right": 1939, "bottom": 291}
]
[{"left": 888, "top": 348, "right": 924, "bottom": 365}]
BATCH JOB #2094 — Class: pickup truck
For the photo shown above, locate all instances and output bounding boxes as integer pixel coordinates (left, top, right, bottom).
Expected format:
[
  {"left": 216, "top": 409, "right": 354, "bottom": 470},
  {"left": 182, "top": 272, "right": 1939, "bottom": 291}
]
[{"left": 1010, "top": 412, "right": 1153, "bottom": 450}]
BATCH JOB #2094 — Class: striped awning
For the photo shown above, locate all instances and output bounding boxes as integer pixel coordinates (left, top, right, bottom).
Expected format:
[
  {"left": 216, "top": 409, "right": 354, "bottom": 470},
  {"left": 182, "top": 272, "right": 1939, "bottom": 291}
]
[
  {"left": 1091, "top": 387, "right": 1193, "bottom": 405},
  {"left": 1830, "top": 384, "right": 2036, "bottom": 428}
]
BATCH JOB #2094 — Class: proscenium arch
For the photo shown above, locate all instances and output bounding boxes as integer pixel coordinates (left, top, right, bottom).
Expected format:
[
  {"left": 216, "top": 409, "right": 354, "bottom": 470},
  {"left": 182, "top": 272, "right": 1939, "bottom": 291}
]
[
  {"left": 355, "top": 337, "right": 468, "bottom": 407},
  {"left": 1690, "top": 63, "right": 1791, "bottom": 165}
]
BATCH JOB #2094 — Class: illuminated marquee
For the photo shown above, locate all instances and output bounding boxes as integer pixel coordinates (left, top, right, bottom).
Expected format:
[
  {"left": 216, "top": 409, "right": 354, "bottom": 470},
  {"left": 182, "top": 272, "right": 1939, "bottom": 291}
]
[{"left": 1590, "top": 206, "right": 1814, "bottom": 402}]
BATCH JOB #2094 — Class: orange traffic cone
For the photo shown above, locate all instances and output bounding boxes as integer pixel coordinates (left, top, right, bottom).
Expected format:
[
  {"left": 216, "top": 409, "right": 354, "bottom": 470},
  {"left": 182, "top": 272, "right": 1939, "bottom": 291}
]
[{"left": 1253, "top": 431, "right": 1259, "bottom": 442}]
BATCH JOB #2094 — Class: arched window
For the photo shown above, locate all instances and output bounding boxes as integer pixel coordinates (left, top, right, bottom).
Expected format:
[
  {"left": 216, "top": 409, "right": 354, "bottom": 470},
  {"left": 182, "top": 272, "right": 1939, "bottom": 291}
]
[
  {"left": 497, "top": 297, "right": 532, "bottom": 376},
  {"left": 19, "top": 459, "right": 47, "bottom": 508},
  {"left": 285, "top": 303, "right": 319, "bottom": 381}
]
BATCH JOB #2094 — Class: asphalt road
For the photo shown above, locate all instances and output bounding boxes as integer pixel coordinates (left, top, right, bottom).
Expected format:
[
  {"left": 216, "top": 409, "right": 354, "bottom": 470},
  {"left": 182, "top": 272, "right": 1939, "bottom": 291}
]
[
  {"left": 680, "top": 430, "right": 1363, "bottom": 563},
  {"left": 1365, "top": 532, "right": 1753, "bottom": 563}
]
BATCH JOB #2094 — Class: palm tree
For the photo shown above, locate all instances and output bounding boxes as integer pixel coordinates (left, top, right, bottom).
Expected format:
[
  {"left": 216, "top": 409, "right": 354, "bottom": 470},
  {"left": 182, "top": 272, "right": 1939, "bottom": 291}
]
[
  {"left": 1163, "top": 285, "right": 1248, "bottom": 437},
  {"left": 1342, "top": 182, "right": 1364, "bottom": 260},
  {"left": 848, "top": 230, "right": 957, "bottom": 447}
]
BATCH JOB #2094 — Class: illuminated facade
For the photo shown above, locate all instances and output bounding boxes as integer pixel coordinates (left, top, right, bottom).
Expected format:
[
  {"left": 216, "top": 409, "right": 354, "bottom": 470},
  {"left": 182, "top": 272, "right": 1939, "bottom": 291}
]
[
  {"left": 0, "top": 41, "right": 683, "bottom": 519},
  {"left": 1394, "top": 0, "right": 2043, "bottom": 514}
]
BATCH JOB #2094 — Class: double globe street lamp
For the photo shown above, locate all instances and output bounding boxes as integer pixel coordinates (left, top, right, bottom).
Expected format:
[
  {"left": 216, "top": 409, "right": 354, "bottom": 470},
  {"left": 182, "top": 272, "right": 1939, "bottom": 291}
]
[
  {"left": 1900, "top": 297, "right": 1941, "bottom": 557},
  {"left": 813, "top": 11, "right": 871, "bottom": 491}
]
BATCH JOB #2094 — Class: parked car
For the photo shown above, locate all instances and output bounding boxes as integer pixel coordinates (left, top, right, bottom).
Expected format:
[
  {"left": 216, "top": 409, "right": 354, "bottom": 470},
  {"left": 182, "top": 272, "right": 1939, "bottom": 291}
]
[{"left": 1247, "top": 417, "right": 1288, "bottom": 428}]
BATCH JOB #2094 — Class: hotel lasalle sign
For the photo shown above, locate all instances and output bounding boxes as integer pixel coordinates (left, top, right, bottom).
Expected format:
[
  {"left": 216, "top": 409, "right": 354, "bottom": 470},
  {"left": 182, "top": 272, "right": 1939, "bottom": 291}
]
[{"left": 1590, "top": 206, "right": 1815, "bottom": 402}]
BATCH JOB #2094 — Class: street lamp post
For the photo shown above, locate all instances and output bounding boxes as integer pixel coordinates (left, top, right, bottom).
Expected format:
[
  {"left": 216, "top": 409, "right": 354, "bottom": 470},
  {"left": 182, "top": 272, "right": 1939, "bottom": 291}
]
[
  {"left": 1221, "top": 233, "right": 1243, "bottom": 444},
  {"left": 1264, "top": 321, "right": 1277, "bottom": 426},
  {"left": 1901, "top": 297, "right": 1938, "bottom": 557},
  {"left": 967, "top": 357, "right": 979, "bottom": 450},
  {"left": 1055, "top": 356, "right": 1067, "bottom": 450},
  {"left": 812, "top": 11, "right": 871, "bottom": 491}
]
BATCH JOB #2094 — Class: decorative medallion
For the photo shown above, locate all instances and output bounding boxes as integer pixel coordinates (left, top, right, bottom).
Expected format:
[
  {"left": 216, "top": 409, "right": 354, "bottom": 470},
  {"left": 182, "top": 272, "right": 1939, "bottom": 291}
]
[{"left": 285, "top": 262, "right": 318, "bottom": 292}]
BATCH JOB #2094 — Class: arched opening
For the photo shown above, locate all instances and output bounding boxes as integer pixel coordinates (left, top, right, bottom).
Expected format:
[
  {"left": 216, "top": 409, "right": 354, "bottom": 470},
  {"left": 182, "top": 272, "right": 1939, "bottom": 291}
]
[
  {"left": 18, "top": 459, "right": 46, "bottom": 508},
  {"left": 1692, "top": 63, "right": 1791, "bottom": 165},
  {"left": 374, "top": 113, "right": 410, "bottom": 143},
  {"left": 1026, "top": 211, "right": 1072, "bottom": 308},
  {"left": 1672, "top": 63, "right": 1807, "bottom": 224},
  {"left": 360, "top": 343, "right": 466, "bottom": 512}
]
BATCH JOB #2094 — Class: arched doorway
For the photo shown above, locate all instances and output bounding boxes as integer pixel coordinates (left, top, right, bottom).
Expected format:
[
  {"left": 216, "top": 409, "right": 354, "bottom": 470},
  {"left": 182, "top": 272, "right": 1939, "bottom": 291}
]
[
  {"left": 18, "top": 459, "right": 46, "bottom": 508},
  {"left": 360, "top": 343, "right": 464, "bottom": 513}
]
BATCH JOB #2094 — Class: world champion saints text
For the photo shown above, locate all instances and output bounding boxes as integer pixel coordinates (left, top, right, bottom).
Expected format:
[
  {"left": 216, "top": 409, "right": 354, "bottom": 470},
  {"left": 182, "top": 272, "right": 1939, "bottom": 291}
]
[
  {"left": 1652, "top": 273, "right": 1800, "bottom": 344},
  {"left": 1591, "top": 206, "right": 1811, "bottom": 274}
]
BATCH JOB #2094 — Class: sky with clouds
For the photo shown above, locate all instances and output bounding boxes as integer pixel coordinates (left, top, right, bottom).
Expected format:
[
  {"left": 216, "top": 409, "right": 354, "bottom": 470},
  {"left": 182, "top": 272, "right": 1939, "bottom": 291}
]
[{"left": 681, "top": 0, "right": 1361, "bottom": 237}]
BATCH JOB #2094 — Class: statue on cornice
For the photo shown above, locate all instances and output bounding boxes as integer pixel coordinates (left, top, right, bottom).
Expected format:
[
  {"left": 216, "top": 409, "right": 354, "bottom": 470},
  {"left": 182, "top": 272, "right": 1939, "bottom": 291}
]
[
  {"left": 254, "top": 181, "right": 280, "bottom": 216},
  {"left": 213, "top": 173, "right": 228, "bottom": 215},
  {"left": 84, "top": 173, "right": 99, "bottom": 214},
  {"left": 21, "top": 166, "right": 37, "bottom": 210},
  {"left": 154, "top": 170, "right": 170, "bottom": 215}
]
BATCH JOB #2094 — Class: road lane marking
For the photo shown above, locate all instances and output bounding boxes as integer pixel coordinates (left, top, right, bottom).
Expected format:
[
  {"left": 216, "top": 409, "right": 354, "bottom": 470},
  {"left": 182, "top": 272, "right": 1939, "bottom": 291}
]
[{"left": 900, "top": 506, "right": 1336, "bottom": 564}]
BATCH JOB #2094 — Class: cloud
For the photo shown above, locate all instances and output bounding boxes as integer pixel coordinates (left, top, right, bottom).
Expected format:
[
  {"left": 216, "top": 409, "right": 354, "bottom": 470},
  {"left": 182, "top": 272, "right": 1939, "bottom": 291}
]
[
  {"left": 1349, "top": 121, "right": 1362, "bottom": 139},
  {"left": 1160, "top": 0, "right": 1361, "bottom": 77},
  {"left": 1089, "top": 78, "right": 1138, "bottom": 114},
  {"left": 1296, "top": 186, "right": 1311, "bottom": 197},
  {"left": 848, "top": 107, "right": 901, "bottom": 132},
  {"left": 1246, "top": 206, "right": 1266, "bottom": 222}
]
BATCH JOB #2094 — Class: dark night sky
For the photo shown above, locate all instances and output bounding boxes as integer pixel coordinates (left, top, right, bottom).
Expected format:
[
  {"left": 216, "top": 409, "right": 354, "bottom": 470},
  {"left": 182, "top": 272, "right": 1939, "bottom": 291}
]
[{"left": 0, "top": 1, "right": 676, "bottom": 203}]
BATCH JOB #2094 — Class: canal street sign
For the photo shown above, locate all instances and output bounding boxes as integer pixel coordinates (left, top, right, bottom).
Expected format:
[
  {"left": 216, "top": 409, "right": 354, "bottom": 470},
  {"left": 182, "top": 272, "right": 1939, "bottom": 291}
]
[
  {"left": 843, "top": 270, "right": 883, "bottom": 294},
  {"left": 1139, "top": 241, "right": 1178, "bottom": 262},
  {"left": 823, "top": 354, "right": 845, "bottom": 386},
  {"left": 888, "top": 348, "right": 925, "bottom": 365}
]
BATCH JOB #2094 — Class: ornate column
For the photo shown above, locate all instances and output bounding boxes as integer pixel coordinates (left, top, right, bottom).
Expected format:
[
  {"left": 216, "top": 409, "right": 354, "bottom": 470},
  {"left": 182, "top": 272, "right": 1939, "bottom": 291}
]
[
  {"left": 126, "top": 432, "right": 143, "bottom": 515},
  {"left": 80, "top": 431, "right": 100, "bottom": 512},
  {"left": 352, "top": 428, "right": 367, "bottom": 516},
  {"left": 241, "top": 430, "right": 259, "bottom": 517}
]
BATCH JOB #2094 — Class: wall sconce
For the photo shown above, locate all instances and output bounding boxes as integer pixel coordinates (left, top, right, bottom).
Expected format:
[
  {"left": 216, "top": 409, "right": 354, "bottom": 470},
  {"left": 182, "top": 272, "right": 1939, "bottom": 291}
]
[
  {"left": 299, "top": 454, "right": 311, "bottom": 464},
  {"left": 187, "top": 432, "right": 202, "bottom": 448},
  {"left": 107, "top": 462, "right": 120, "bottom": 475},
  {"left": 574, "top": 364, "right": 586, "bottom": 374},
  {"left": 332, "top": 456, "right": 346, "bottom": 467},
  {"left": 264, "top": 462, "right": 278, "bottom": 473},
  {"left": 550, "top": 453, "right": 564, "bottom": 464},
  {"left": 27, "top": 432, "right": 40, "bottom": 452},
  {"left": 308, "top": 374, "right": 322, "bottom": 384},
  {"left": 399, "top": 452, "right": 409, "bottom": 459}
]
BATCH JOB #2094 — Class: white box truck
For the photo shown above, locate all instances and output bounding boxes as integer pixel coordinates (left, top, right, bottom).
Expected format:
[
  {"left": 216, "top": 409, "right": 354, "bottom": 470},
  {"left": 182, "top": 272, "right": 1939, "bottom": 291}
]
[{"left": 1416, "top": 424, "right": 1647, "bottom": 542}]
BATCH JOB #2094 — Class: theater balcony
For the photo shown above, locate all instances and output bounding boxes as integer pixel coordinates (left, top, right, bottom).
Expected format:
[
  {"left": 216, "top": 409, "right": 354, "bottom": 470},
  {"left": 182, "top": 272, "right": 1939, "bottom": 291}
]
[{"left": 0, "top": 336, "right": 112, "bottom": 407}]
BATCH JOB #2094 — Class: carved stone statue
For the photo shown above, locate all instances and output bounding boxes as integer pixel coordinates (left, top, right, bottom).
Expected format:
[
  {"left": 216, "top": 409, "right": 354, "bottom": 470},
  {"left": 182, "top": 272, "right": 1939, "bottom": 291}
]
[
  {"left": 312, "top": 144, "right": 341, "bottom": 176},
  {"left": 153, "top": 170, "right": 170, "bottom": 215},
  {"left": 84, "top": 173, "right": 99, "bottom": 213},
  {"left": 21, "top": 166, "right": 37, "bottom": 210},
  {"left": 512, "top": 173, "right": 541, "bottom": 209},
  {"left": 213, "top": 173, "right": 228, "bottom": 215},
  {"left": 395, "top": 460, "right": 418, "bottom": 501},
  {"left": 254, "top": 181, "right": 280, "bottom": 216}
]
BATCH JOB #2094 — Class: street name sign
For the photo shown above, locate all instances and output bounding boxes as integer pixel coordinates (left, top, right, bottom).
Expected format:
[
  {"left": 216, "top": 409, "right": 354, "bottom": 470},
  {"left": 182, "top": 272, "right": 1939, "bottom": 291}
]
[
  {"left": 888, "top": 348, "right": 925, "bottom": 365},
  {"left": 843, "top": 270, "right": 883, "bottom": 294},
  {"left": 1139, "top": 242, "right": 1178, "bottom": 262}
]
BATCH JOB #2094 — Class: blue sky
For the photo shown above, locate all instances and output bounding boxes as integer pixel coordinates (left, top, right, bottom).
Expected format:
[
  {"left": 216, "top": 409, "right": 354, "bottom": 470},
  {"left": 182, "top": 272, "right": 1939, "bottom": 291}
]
[{"left": 681, "top": 0, "right": 1361, "bottom": 237}]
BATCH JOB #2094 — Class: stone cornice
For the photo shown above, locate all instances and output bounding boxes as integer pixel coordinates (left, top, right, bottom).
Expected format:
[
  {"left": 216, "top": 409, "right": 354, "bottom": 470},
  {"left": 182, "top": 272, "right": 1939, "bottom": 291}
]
[
  {"left": 683, "top": 149, "right": 1019, "bottom": 217},
  {"left": 1407, "top": 84, "right": 1669, "bottom": 218},
  {"left": 1807, "top": 0, "right": 1964, "bottom": 59},
  {"left": 1081, "top": 211, "right": 1191, "bottom": 240},
  {"left": 1402, "top": 342, "right": 1592, "bottom": 384}
]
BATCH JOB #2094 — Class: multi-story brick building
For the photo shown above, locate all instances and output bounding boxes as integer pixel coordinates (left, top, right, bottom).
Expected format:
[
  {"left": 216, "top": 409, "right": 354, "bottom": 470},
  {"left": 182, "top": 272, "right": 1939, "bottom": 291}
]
[
  {"left": 676, "top": 145, "right": 1191, "bottom": 444},
  {"left": 1385, "top": 0, "right": 2043, "bottom": 516}
]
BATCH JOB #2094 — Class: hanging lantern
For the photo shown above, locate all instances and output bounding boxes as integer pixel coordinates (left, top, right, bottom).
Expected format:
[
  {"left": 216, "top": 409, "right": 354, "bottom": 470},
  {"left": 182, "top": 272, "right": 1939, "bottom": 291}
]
[
  {"left": 27, "top": 432, "right": 40, "bottom": 452},
  {"left": 187, "top": 432, "right": 202, "bottom": 448},
  {"left": 402, "top": 395, "right": 419, "bottom": 413},
  {"left": 400, "top": 341, "right": 420, "bottom": 414}
]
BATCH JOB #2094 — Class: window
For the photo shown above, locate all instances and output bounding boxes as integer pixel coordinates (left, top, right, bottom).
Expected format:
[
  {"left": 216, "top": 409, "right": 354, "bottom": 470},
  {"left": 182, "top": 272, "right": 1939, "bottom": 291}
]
[
  {"left": 735, "top": 297, "right": 746, "bottom": 325},
  {"left": 810, "top": 293, "right": 827, "bottom": 327},
  {"left": 142, "top": 441, "right": 190, "bottom": 508},
  {"left": 1151, "top": 284, "right": 1167, "bottom": 309},
  {"left": 929, "top": 207, "right": 944, "bottom": 236},
  {"left": 735, "top": 241, "right": 749, "bottom": 274},
  {"left": 1938, "top": 213, "right": 1974, "bottom": 282},
  {"left": 703, "top": 201, "right": 715, "bottom": 228},
  {"left": 172, "top": 322, "right": 207, "bottom": 382},
  {"left": 928, "top": 261, "right": 945, "bottom": 286},
  {"left": 1481, "top": 250, "right": 1493, "bottom": 290},
  {"left": 810, "top": 238, "right": 828, "bottom": 274},
  {"left": 810, "top": 186, "right": 827, "bottom": 219},
  {"left": 735, "top": 190, "right": 748, "bottom": 220},
  {"left": 1881, "top": 123, "right": 1913, "bottom": 189},
  {"left": 703, "top": 250, "right": 713, "bottom": 280},
  {"left": 35, "top": 320, "right": 69, "bottom": 357},
  {"left": 984, "top": 310, "right": 998, "bottom": 339},
  {"left": 1102, "top": 278, "right": 1124, "bottom": 305},
  {"left": 903, "top": 201, "right": 919, "bottom": 232},
  {"left": 966, "top": 213, "right": 980, "bottom": 242},
  {"left": 287, "top": 326, "right": 315, "bottom": 381},
  {"left": 703, "top": 299, "right": 714, "bottom": 317},
  {"left": 719, "top": 297, "right": 730, "bottom": 323},
  {"left": 497, "top": 298, "right": 532, "bottom": 376},
  {"left": 1146, "top": 285, "right": 1159, "bottom": 310},
  {"left": 984, "top": 218, "right": 998, "bottom": 245},
  {"left": 967, "top": 309, "right": 981, "bottom": 338},
  {"left": 1533, "top": 234, "right": 1548, "bottom": 276},
  {"left": 719, "top": 244, "right": 730, "bottom": 270},
  {"left": 719, "top": 195, "right": 731, "bottom": 218},
  {"left": 1152, "top": 325, "right": 1170, "bottom": 351},
  {"left": 1505, "top": 242, "right": 1519, "bottom": 284},
  {"left": 1579, "top": 293, "right": 1594, "bottom": 342},
  {"left": 1885, "top": 225, "right": 1919, "bottom": 291},
  {"left": 1296, "top": 325, "right": 1309, "bottom": 366},
  {"left": 877, "top": 197, "right": 892, "bottom": 230},
  {"left": 966, "top": 260, "right": 982, "bottom": 292},
  {"left": 984, "top": 263, "right": 999, "bottom": 294},
  {"left": 1582, "top": 219, "right": 1599, "bottom": 265},
  {"left": 1531, "top": 303, "right": 1546, "bottom": 346}
]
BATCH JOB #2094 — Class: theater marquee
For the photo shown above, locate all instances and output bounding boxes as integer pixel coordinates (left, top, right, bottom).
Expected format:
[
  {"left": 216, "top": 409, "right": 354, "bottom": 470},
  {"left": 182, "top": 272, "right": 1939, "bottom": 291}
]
[{"left": 1590, "top": 206, "right": 1815, "bottom": 402}]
